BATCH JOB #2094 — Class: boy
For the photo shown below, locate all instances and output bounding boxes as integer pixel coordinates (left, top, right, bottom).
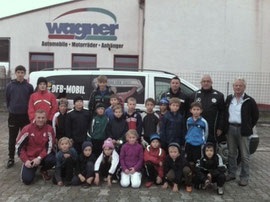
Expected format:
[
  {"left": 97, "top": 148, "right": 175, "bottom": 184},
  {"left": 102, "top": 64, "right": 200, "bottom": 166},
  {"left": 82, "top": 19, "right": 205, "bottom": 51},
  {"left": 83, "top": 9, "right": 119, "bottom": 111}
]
[
  {"left": 88, "top": 75, "right": 114, "bottom": 121},
  {"left": 141, "top": 98, "right": 160, "bottom": 145},
  {"left": 144, "top": 133, "right": 165, "bottom": 188},
  {"left": 105, "top": 94, "right": 120, "bottom": 120},
  {"left": 160, "top": 98, "right": 185, "bottom": 151},
  {"left": 162, "top": 143, "right": 192, "bottom": 192},
  {"left": 6, "top": 65, "right": 34, "bottom": 168},
  {"left": 194, "top": 142, "right": 226, "bottom": 195},
  {"left": 125, "top": 97, "right": 142, "bottom": 137},
  {"left": 52, "top": 98, "right": 69, "bottom": 142},
  {"left": 88, "top": 103, "right": 108, "bottom": 157},
  {"left": 158, "top": 98, "right": 169, "bottom": 121},
  {"left": 65, "top": 96, "right": 90, "bottom": 154},
  {"left": 185, "top": 102, "right": 208, "bottom": 168},
  {"left": 105, "top": 104, "right": 128, "bottom": 151}
]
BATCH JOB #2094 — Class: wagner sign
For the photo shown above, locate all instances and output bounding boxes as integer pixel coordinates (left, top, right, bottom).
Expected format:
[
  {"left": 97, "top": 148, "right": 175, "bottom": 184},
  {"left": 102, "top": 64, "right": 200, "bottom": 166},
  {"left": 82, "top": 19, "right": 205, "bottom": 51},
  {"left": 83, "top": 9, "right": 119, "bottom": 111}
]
[{"left": 46, "top": 8, "right": 119, "bottom": 41}]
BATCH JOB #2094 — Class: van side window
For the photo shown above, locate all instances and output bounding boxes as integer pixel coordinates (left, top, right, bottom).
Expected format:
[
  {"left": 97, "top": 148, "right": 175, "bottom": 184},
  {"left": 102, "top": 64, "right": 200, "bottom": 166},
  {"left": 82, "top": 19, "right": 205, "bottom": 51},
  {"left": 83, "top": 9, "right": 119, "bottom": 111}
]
[{"left": 155, "top": 77, "right": 171, "bottom": 103}]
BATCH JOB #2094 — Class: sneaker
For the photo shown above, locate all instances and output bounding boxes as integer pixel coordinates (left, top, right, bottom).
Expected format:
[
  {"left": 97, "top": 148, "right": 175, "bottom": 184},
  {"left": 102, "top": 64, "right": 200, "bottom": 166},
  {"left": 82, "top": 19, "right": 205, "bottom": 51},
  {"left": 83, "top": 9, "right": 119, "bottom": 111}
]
[
  {"left": 202, "top": 180, "right": 211, "bottom": 190},
  {"left": 40, "top": 170, "right": 51, "bottom": 181},
  {"left": 112, "top": 179, "right": 118, "bottom": 184},
  {"left": 185, "top": 186, "right": 192, "bottom": 192},
  {"left": 6, "top": 159, "right": 14, "bottom": 169},
  {"left": 226, "top": 175, "right": 236, "bottom": 182},
  {"left": 145, "top": 181, "right": 154, "bottom": 188},
  {"left": 217, "top": 187, "right": 224, "bottom": 195},
  {"left": 239, "top": 179, "right": 248, "bottom": 186}
]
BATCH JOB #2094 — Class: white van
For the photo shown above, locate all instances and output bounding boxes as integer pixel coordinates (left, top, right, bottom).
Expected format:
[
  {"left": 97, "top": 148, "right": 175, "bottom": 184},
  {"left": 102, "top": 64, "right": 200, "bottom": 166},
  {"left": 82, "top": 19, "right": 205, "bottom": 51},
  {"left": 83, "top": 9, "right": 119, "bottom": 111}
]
[{"left": 29, "top": 69, "right": 198, "bottom": 111}]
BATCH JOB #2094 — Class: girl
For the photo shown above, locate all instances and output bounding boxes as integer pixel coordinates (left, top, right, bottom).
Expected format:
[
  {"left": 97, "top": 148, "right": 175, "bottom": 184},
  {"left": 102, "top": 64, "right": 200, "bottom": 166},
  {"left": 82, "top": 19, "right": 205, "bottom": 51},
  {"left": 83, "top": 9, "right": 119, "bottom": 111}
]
[
  {"left": 120, "top": 129, "right": 143, "bottom": 188},
  {"left": 54, "top": 137, "right": 77, "bottom": 186},
  {"left": 72, "top": 141, "right": 96, "bottom": 186},
  {"left": 94, "top": 138, "right": 120, "bottom": 187}
]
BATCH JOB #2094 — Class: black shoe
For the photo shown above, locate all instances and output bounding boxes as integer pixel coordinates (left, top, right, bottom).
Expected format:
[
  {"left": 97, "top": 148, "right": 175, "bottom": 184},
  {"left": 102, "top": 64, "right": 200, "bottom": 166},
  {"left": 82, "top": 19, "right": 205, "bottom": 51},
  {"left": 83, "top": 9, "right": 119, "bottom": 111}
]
[
  {"left": 6, "top": 159, "right": 14, "bottom": 169},
  {"left": 226, "top": 175, "right": 236, "bottom": 182}
]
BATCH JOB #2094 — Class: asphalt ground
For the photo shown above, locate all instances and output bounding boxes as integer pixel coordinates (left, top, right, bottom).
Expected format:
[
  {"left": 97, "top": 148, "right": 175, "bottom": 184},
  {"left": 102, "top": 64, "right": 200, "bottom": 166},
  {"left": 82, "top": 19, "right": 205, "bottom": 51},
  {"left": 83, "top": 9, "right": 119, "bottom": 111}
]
[{"left": 0, "top": 112, "right": 269, "bottom": 202}]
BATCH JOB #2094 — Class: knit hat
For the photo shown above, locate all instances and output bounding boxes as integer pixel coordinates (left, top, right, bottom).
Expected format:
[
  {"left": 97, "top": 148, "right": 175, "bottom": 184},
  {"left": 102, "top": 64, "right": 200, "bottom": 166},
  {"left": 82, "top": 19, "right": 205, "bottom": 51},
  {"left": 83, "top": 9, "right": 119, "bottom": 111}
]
[
  {"left": 150, "top": 133, "right": 160, "bottom": 142},
  {"left": 73, "top": 96, "right": 83, "bottom": 104},
  {"left": 168, "top": 142, "right": 181, "bottom": 152},
  {"left": 95, "top": 102, "right": 105, "bottom": 110},
  {"left": 102, "top": 138, "right": 114, "bottom": 149},
  {"left": 81, "top": 141, "right": 93, "bottom": 151},
  {"left": 37, "top": 77, "right": 47, "bottom": 86},
  {"left": 159, "top": 98, "right": 169, "bottom": 106}
]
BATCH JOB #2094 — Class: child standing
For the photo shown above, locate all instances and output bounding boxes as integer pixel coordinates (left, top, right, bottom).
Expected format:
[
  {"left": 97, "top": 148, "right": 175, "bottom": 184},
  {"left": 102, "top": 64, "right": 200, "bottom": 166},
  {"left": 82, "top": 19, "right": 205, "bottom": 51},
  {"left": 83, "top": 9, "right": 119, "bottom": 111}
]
[
  {"left": 125, "top": 97, "right": 142, "bottom": 137},
  {"left": 72, "top": 141, "right": 96, "bottom": 186},
  {"left": 105, "top": 104, "right": 128, "bottom": 151},
  {"left": 185, "top": 102, "right": 208, "bottom": 168},
  {"left": 160, "top": 98, "right": 186, "bottom": 151},
  {"left": 162, "top": 143, "right": 192, "bottom": 192},
  {"left": 194, "top": 142, "right": 226, "bottom": 195},
  {"left": 104, "top": 94, "right": 120, "bottom": 120},
  {"left": 141, "top": 98, "right": 160, "bottom": 145},
  {"left": 65, "top": 96, "right": 90, "bottom": 154},
  {"left": 52, "top": 98, "right": 68, "bottom": 142},
  {"left": 144, "top": 133, "right": 165, "bottom": 188},
  {"left": 157, "top": 98, "right": 169, "bottom": 122},
  {"left": 88, "top": 103, "right": 108, "bottom": 157},
  {"left": 94, "top": 138, "right": 120, "bottom": 187},
  {"left": 53, "top": 137, "right": 77, "bottom": 186},
  {"left": 120, "top": 129, "right": 143, "bottom": 188}
]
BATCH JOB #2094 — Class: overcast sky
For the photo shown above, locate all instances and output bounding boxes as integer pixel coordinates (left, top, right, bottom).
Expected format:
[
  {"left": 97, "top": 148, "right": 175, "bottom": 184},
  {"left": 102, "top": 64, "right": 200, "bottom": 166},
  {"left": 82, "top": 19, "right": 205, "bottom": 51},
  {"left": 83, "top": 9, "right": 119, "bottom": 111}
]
[{"left": 0, "top": 0, "right": 72, "bottom": 18}]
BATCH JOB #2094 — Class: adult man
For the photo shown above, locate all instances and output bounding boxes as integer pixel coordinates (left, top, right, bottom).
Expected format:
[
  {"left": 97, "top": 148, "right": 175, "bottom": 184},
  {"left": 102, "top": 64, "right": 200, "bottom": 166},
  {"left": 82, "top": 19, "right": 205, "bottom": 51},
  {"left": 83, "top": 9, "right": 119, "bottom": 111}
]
[
  {"left": 16, "top": 109, "right": 56, "bottom": 185},
  {"left": 161, "top": 76, "right": 189, "bottom": 118},
  {"left": 190, "top": 75, "right": 225, "bottom": 143},
  {"left": 88, "top": 75, "right": 113, "bottom": 120},
  {"left": 224, "top": 78, "right": 259, "bottom": 186},
  {"left": 5, "top": 65, "right": 34, "bottom": 168}
]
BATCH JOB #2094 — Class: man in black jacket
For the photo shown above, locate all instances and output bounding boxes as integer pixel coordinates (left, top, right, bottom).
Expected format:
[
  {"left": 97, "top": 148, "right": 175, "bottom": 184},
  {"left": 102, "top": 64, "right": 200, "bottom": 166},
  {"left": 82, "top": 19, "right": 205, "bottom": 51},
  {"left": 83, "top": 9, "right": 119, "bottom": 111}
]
[
  {"left": 161, "top": 76, "right": 189, "bottom": 119},
  {"left": 224, "top": 78, "right": 259, "bottom": 186},
  {"left": 190, "top": 75, "right": 225, "bottom": 143}
]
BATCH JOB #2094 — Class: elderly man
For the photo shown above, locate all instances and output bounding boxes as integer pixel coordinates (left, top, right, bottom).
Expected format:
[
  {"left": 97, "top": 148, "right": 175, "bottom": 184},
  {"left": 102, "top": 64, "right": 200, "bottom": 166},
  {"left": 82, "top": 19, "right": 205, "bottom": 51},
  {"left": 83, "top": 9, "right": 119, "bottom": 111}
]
[
  {"left": 161, "top": 76, "right": 189, "bottom": 118},
  {"left": 189, "top": 75, "right": 225, "bottom": 143},
  {"left": 16, "top": 109, "right": 56, "bottom": 185},
  {"left": 224, "top": 78, "right": 259, "bottom": 186}
]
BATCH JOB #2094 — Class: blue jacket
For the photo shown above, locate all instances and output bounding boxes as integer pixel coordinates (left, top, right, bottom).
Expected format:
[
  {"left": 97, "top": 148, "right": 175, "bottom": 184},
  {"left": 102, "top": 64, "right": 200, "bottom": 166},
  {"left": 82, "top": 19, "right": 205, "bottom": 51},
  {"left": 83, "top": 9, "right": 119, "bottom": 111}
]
[
  {"left": 160, "top": 111, "right": 185, "bottom": 146},
  {"left": 6, "top": 79, "right": 33, "bottom": 114},
  {"left": 185, "top": 116, "right": 208, "bottom": 146}
]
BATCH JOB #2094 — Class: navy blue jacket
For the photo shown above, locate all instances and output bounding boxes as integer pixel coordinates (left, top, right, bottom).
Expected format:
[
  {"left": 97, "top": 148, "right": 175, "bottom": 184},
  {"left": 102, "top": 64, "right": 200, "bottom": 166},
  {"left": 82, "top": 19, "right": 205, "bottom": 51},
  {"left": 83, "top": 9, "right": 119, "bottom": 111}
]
[
  {"left": 6, "top": 79, "right": 33, "bottom": 114},
  {"left": 160, "top": 111, "right": 186, "bottom": 146}
]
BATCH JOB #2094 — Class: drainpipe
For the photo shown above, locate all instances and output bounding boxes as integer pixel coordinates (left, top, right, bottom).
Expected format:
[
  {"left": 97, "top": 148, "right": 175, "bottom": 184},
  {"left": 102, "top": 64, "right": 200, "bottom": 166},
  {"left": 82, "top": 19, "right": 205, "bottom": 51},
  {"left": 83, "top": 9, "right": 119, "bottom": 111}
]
[{"left": 139, "top": 0, "right": 145, "bottom": 71}]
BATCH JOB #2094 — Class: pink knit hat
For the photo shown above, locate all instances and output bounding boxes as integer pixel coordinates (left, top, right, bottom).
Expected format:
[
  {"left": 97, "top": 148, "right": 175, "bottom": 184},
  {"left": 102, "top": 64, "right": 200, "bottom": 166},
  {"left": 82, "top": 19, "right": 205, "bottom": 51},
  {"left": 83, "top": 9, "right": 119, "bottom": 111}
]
[{"left": 102, "top": 138, "right": 114, "bottom": 149}]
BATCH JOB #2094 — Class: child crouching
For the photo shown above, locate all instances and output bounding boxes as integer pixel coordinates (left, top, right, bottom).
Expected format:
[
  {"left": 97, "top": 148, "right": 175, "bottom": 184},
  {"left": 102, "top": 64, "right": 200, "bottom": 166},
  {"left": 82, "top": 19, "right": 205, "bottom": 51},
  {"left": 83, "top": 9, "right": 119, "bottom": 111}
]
[
  {"left": 120, "top": 129, "right": 143, "bottom": 188},
  {"left": 72, "top": 141, "right": 96, "bottom": 186},
  {"left": 162, "top": 143, "right": 193, "bottom": 192},
  {"left": 144, "top": 133, "right": 165, "bottom": 188},
  {"left": 94, "top": 138, "right": 120, "bottom": 187},
  {"left": 53, "top": 137, "right": 77, "bottom": 186},
  {"left": 194, "top": 142, "right": 226, "bottom": 195}
]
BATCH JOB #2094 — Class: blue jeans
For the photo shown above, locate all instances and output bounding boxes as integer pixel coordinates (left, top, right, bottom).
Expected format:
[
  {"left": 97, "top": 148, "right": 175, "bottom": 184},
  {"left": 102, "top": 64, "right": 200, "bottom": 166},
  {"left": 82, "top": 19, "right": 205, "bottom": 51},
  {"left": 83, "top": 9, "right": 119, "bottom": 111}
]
[{"left": 227, "top": 125, "right": 250, "bottom": 180}]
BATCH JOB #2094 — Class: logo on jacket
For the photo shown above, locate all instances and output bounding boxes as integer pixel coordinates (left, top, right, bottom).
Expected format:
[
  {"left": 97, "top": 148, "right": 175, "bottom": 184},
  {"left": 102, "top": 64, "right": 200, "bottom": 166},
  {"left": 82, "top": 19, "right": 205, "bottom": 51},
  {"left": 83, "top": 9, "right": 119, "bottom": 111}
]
[
  {"left": 196, "top": 98, "right": 201, "bottom": 102},
  {"left": 211, "top": 98, "right": 217, "bottom": 103}
]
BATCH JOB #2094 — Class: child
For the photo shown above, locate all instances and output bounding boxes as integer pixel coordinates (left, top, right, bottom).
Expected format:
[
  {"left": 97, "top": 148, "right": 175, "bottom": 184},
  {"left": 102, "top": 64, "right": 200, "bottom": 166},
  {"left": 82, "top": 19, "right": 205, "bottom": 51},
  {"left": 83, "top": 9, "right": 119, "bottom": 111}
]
[
  {"left": 72, "top": 141, "right": 96, "bottom": 186},
  {"left": 52, "top": 98, "right": 68, "bottom": 142},
  {"left": 53, "top": 137, "right": 77, "bottom": 186},
  {"left": 185, "top": 102, "right": 208, "bottom": 168},
  {"left": 94, "top": 138, "right": 120, "bottom": 187},
  {"left": 194, "top": 142, "right": 226, "bottom": 195},
  {"left": 158, "top": 98, "right": 169, "bottom": 121},
  {"left": 160, "top": 98, "right": 186, "bottom": 151},
  {"left": 143, "top": 133, "right": 165, "bottom": 188},
  {"left": 141, "top": 98, "right": 160, "bottom": 145},
  {"left": 105, "top": 94, "right": 120, "bottom": 120},
  {"left": 65, "top": 96, "right": 90, "bottom": 154},
  {"left": 125, "top": 97, "right": 142, "bottom": 137},
  {"left": 88, "top": 103, "right": 108, "bottom": 157},
  {"left": 162, "top": 143, "right": 192, "bottom": 192},
  {"left": 120, "top": 129, "right": 143, "bottom": 188},
  {"left": 105, "top": 104, "right": 128, "bottom": 151},
  {"left": 28, "top": 77, "right": 57, "bottom": 124}
]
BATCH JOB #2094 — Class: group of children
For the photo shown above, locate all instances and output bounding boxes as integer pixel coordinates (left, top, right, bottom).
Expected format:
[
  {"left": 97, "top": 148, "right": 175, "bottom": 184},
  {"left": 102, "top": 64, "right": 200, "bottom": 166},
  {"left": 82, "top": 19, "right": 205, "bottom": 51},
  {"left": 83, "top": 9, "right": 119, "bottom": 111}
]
[{"left": 51, "top": 89, "right": 226, "bottom": 195}]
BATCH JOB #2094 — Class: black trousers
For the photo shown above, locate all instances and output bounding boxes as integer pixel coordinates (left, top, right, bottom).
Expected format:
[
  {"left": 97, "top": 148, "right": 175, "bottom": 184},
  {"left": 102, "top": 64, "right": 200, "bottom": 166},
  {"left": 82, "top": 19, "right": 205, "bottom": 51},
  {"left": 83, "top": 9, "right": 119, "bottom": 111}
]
[
  {"left": 53, "top": 157, "right": 75, "bottom": 184},
  {"left": 99, "top": 159, "right": 119, "bottom": 180},
  {"left": 144, "top": 161, "right": 158, "bottom": 182},
  {"left": 91, "top": 139, "right": 104, "bottom": 157},
  {"left": 8, "top": 113, "right": 29, "bottom": 159},
  {"left": 195, "top": 170, "right": 226, "bottom": 187},
  {"left": 185, "top": 143, "right": 202, "bottom": 164}
]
